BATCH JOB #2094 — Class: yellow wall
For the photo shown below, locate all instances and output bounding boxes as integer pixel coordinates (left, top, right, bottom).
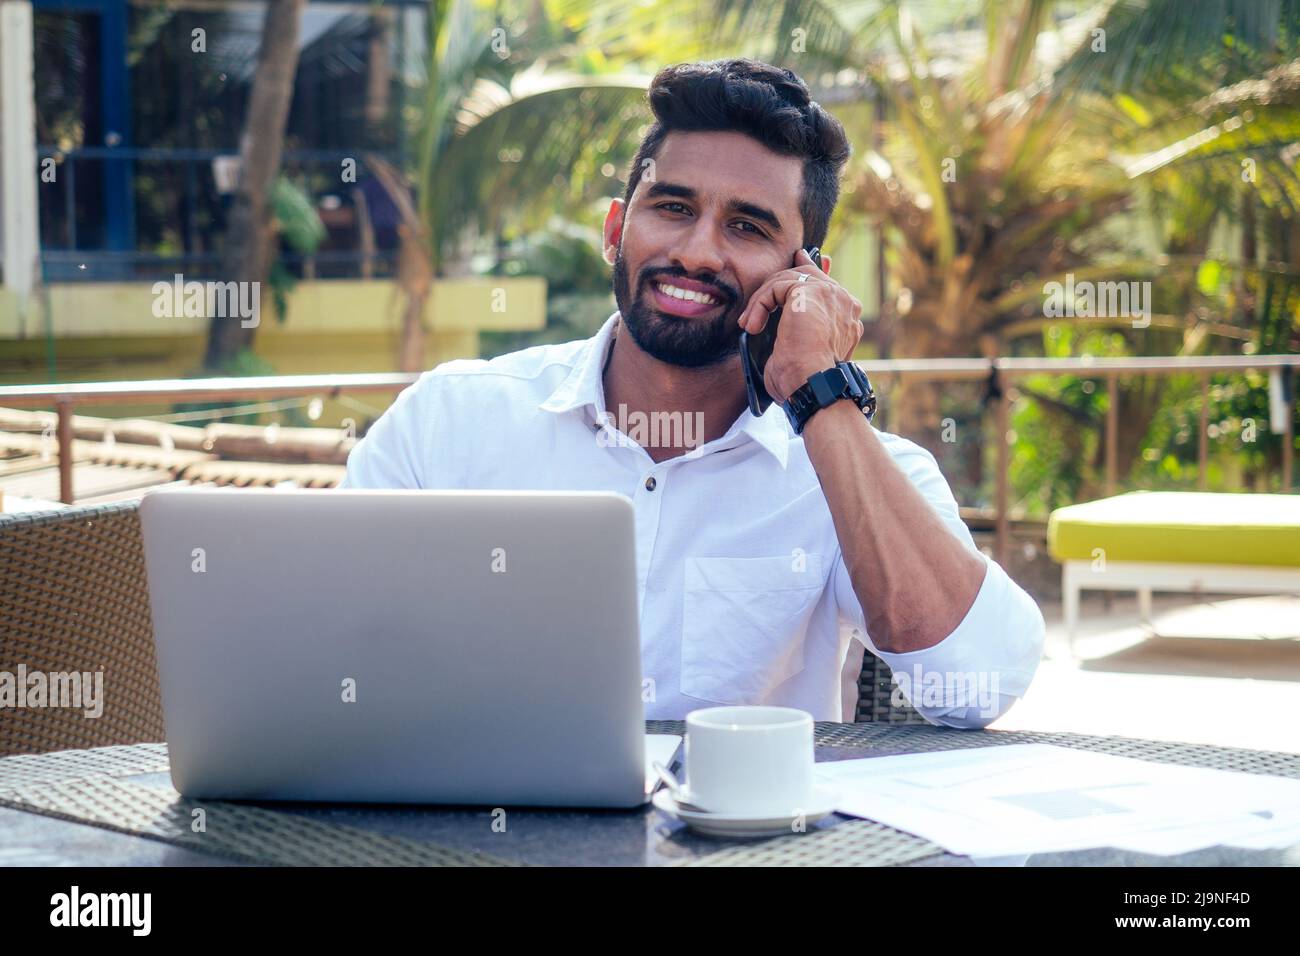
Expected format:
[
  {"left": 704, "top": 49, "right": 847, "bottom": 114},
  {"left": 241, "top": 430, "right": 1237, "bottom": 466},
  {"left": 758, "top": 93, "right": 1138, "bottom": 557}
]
[
  {"left": 0, "top": 276, "right": 546, "bottom": 422},
  {"left": 1, "top": 276, "right": 546, "bottom": 340}
]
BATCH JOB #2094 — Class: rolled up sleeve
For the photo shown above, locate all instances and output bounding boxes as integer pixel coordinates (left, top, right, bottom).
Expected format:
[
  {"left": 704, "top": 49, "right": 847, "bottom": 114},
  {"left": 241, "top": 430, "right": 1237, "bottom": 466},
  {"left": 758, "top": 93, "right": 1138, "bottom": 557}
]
[
  {"left": 836, "top": 433, "right": 1046, "bottom": 729},
  {"left": 863, "top": 554, "right": 1044, "bottom": 728}
]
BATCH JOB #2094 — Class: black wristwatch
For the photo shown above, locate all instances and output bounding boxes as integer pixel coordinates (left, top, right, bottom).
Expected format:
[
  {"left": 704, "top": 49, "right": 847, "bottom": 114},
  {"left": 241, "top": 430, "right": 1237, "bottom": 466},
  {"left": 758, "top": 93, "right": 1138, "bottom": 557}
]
[{"left": 783, "top": 362, "right": 877, "bottom": 435}]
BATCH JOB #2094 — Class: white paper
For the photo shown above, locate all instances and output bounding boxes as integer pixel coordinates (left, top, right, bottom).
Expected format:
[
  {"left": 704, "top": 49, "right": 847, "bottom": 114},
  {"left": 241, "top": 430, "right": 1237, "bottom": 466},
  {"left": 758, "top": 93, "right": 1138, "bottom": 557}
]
[{"left": 816, "top": 744, "right": 1300, "bottom": 857}]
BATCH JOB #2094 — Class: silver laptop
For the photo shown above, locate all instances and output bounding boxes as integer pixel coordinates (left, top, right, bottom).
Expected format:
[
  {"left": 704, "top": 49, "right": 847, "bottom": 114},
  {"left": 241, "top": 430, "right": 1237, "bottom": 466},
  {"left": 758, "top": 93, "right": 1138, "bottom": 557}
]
[{"left": 139, "top": 487, "right": 658, "bottom": 808}]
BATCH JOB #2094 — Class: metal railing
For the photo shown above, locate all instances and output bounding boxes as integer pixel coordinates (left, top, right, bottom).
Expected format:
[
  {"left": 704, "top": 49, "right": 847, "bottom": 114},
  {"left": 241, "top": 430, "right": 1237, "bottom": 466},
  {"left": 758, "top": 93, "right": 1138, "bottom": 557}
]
[
  {"left": 0, "top": 373, "right": 416, "bottom": 504},
  {"left": 856, "top": 355, "right": 1297, "bottom": 564},
  {"left": 0, "top": 355, "right": 1295, "bottom": 565}
]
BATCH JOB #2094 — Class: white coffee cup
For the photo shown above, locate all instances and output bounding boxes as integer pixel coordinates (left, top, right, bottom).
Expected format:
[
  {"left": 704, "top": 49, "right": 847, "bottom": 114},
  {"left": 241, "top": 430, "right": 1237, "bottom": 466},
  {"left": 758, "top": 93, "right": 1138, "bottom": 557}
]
[{"left": 683, "top": 706, "right": 815, "bottom": 816}]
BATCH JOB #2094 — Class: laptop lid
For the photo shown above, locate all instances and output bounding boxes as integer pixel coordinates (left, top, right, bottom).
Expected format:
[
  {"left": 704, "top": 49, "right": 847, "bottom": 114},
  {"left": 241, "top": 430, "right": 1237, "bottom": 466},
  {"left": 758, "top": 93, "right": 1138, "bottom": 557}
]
[{"left": 139, "top": 487, "right": 646, "bottom": 808}]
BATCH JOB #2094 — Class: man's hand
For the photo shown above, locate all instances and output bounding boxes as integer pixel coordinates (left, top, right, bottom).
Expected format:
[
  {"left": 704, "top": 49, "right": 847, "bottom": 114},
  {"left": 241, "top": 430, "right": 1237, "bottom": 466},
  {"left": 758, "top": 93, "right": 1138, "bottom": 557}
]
[{"left": 737, "top": 248, "right": 864, "bottom": 404}]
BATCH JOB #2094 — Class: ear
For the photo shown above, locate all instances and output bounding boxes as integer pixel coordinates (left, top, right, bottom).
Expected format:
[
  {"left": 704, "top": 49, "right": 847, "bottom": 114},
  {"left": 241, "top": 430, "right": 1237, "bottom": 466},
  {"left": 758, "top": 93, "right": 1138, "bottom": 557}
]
[
  {"left": 819, "top": 253, "right": 832, "bottom": 277},
  {"left": 602, "top": 198, "right": 626, "bottom": 266}
]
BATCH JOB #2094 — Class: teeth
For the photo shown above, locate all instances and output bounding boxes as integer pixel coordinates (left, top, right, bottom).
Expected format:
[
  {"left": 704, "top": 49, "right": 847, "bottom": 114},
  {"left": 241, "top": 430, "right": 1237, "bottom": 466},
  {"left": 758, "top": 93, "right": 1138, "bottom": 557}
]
[{"left": 657, "top": 282, "right": 718, "bottom": 305}]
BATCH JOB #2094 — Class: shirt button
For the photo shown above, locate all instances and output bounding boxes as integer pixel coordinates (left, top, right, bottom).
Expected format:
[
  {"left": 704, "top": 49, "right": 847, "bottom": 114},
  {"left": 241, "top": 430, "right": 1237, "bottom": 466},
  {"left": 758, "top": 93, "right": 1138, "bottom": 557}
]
[{"left": 644, "top": 476, "right": 657, "bottom": 491}]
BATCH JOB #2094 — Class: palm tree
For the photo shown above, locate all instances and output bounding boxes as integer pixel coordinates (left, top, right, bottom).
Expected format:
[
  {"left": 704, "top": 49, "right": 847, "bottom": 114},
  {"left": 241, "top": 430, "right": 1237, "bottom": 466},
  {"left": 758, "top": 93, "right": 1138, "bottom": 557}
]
[
  {"left": 856, "top": 3, "right": 1300, "bottom": 451},
  {"left": 204, "top": 0, "right": 307, "bottom": 372},
  {"left": 388, "top": 0, "right": 653, "bottom": 370}
]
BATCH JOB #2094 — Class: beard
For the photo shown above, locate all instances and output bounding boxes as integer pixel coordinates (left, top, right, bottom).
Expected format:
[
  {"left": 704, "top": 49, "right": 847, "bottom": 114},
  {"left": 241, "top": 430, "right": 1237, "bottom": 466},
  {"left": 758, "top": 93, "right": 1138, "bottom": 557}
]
[{"left": 612, "top": 244, "right": 745, "bottom": 368}]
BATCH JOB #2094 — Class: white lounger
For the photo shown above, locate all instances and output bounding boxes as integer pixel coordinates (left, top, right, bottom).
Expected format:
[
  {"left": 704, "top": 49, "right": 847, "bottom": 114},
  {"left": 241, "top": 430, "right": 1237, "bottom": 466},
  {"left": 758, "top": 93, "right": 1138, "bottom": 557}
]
[{"left": 1047, "top": 492, "right": 1300, "bottom": 653}]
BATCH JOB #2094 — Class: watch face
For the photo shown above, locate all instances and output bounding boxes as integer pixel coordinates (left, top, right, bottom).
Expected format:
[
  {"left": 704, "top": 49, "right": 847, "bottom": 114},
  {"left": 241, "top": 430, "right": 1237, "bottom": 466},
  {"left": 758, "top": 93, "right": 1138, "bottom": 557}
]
[{"left": 845, "top": 363, "right": 877, "bottom": 422}]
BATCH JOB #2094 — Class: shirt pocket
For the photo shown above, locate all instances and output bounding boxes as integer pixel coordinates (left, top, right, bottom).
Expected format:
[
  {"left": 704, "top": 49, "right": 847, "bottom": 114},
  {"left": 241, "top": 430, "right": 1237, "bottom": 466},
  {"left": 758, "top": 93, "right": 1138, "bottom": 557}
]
[{"left": 680, "top": 553, "right": 827, "bottom": 706}]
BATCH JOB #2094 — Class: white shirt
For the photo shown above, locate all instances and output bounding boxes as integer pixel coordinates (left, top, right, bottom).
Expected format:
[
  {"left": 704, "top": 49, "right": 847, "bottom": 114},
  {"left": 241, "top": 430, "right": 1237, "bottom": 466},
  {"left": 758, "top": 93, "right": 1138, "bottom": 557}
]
[{"left": 339, "top": 312, "right": 1045, "bottom": 726}]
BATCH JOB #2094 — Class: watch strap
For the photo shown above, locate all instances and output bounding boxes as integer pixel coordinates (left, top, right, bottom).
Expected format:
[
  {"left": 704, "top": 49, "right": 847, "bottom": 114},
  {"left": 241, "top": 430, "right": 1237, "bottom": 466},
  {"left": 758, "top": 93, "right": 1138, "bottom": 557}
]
[{"left": 783, "top": 362, "right": 876, "bottom": 435}]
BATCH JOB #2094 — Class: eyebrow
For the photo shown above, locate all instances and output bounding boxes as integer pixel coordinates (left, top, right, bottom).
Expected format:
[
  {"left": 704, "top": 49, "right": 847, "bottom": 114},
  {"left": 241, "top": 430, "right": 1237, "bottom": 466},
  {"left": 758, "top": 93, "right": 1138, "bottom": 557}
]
[{"left": 643, "top": 181, "right": 785, "bottom": 234}]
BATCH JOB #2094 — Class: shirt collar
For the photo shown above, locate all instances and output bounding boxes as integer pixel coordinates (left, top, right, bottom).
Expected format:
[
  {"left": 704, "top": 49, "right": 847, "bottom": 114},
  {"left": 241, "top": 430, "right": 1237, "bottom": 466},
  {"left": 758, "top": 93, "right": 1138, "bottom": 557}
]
[{"left": 538, "top": 311, "right": 790, "bottom": 469}]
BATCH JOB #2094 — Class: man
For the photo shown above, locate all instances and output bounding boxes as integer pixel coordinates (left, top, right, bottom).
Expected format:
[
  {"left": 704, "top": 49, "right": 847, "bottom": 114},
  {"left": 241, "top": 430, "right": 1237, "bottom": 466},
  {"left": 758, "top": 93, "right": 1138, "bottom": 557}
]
[{"left": 340, "top": 59, "right": 1044, "bottom": 726}]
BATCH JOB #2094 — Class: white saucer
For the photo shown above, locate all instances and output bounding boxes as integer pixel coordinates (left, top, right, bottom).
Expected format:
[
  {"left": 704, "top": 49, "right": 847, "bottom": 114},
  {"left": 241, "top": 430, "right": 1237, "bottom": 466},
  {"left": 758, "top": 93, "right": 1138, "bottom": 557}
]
[{"left": 651, "top": 782, "right": 840, "bottom": 838}]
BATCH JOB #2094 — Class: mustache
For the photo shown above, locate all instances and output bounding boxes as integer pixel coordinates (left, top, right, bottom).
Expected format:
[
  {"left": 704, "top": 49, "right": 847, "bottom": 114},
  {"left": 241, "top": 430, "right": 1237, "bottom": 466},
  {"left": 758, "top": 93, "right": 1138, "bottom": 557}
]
[{"left": 638, "top": 267, "right": 739, "bottom": 307}]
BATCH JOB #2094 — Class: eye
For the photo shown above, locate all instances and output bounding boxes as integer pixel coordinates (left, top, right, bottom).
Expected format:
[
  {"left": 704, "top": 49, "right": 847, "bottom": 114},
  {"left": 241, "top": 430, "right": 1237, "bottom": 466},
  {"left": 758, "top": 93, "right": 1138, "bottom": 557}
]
[
  {"left": 657, "top": 202, "right": 690, "bottom": 215},
  {"left": 734, "top": 220, "right": 768, "bottom": 238}
]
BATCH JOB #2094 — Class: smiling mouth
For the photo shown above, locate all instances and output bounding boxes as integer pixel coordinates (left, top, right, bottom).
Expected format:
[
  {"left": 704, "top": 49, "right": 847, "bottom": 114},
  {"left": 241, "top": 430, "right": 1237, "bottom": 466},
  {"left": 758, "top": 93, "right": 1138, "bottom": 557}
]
[
  {"left": 654, "top": 280, "right": 722, "bottom": 305},
  {"left": 647, "top": 279, "right": 728, "bottom": 317}
]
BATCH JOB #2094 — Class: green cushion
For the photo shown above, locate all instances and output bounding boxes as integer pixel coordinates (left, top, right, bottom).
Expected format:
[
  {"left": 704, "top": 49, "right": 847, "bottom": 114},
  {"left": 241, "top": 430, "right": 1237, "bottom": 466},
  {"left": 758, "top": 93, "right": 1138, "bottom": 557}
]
[{"left": 1047, "top": 492, "right": 1300, "bottom": 568}]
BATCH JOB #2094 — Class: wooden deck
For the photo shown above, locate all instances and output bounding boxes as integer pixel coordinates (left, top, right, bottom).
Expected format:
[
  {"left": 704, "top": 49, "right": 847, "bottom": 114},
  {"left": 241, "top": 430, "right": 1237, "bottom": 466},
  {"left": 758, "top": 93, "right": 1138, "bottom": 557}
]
[{"left": 0, "top": 405, "right": 347, "bottom": 510}]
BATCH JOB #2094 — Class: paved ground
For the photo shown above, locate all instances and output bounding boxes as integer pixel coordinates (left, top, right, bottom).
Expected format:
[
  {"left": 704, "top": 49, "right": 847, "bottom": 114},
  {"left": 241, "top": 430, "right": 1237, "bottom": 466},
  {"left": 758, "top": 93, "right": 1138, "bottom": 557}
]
[{"left": 990, "top": 592, "right": 1300, "bottom": 755}]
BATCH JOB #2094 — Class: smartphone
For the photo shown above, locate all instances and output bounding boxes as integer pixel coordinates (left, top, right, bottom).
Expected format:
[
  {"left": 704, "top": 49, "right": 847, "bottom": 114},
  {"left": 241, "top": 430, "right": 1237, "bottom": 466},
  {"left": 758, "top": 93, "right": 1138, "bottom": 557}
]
[{"left": 740, "top": 246, "right": 821, "bottom": 417}]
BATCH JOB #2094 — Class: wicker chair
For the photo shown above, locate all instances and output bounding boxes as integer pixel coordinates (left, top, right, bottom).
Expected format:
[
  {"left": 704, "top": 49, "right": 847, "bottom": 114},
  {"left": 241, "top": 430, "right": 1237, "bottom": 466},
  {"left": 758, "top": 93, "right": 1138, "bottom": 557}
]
[
  {"left": 856, "top": 652, "right": 928, "bottom": 724},
  {"left": 0, "top": 500, "right": 166, "bottom": 756}
]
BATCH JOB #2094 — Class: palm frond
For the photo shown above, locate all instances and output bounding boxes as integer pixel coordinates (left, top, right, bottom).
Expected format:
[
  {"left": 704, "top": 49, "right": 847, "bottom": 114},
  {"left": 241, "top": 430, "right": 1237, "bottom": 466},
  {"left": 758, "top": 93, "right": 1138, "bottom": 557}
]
[
  {"left": 429, "top": 79, "right": 650, "bottom": 255},
  {"left": 1052, "top": 0, "right": 1300, "bottom": 100}
]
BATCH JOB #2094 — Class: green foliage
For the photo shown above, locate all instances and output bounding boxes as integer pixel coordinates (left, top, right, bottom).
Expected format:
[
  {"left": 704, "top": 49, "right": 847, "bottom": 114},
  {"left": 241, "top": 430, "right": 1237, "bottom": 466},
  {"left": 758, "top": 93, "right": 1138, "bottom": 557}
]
[
  {"left": 271, "top": 178, "right": 326, "bottom": 254},
  {"left": 266, "top": 177, "right": 326, "bottom": 324},
  {"left": 481, "top": 222, "right": 616, "bottom": 355},
  {"left": 1007, "top": 327, "right": 1119, "bottom": 515},
  {"left": 820, "top": 0, "right": 1300, "bottom": 505},
  {"left": 490, "top": 221, "right": 609, "bottom": 295}
]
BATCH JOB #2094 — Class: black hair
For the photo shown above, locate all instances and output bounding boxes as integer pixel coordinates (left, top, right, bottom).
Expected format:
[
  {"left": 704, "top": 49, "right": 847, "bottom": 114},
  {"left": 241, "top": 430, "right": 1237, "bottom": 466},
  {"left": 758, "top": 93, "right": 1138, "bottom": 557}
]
[{"left": 623, "top": 58, "right": 851, "bottom": 249}]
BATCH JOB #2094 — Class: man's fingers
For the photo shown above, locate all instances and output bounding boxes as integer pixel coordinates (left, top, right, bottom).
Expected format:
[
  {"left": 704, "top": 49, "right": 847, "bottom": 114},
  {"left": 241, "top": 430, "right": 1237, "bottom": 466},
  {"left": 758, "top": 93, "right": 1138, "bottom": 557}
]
[
  {"left": 738, "top": 265, "right": 827, "bottom": 332},
  {"left": 740, "top": 276, "right": 795, "bottom": 333}
]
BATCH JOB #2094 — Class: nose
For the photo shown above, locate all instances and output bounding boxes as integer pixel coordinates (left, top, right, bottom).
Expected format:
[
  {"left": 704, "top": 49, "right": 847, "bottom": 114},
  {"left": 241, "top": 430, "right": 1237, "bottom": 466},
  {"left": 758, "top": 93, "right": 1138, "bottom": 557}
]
[{"left": 670, "top": 219, "right": 725, "bottom": 278}]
